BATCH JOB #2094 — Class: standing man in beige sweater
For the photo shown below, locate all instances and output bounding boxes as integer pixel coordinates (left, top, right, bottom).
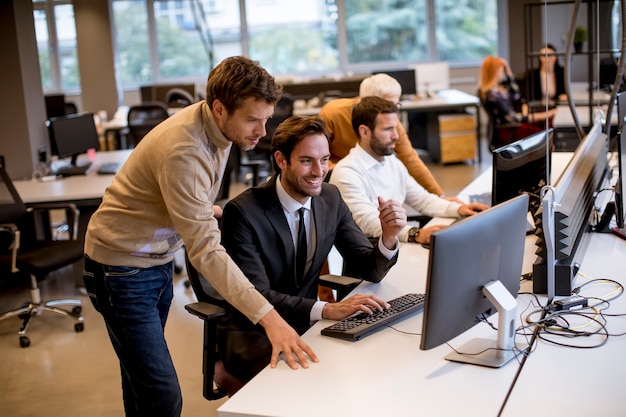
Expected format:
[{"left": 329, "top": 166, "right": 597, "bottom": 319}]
[{"left": 82, "top": 56, "right": 317, "bottom": 417}]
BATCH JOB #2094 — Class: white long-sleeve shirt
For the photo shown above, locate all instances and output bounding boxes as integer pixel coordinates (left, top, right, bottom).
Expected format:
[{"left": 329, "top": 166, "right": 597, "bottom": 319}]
[{"left": 330, "top": 144, "right": 461, "bottom": 242}]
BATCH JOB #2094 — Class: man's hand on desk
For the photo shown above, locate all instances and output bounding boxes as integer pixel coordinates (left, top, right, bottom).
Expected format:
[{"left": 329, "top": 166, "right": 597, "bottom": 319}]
[
  {"left": 259, "top": 309, "right": 319, "bottom": 370},
  {"left": 321, "top": 293, "right": 391, "bottom": 321}
]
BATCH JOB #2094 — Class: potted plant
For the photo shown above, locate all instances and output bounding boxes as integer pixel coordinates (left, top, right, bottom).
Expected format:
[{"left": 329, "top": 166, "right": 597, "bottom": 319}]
[{"left": 574, "top": 26, "right": 587, "bottom": 52}]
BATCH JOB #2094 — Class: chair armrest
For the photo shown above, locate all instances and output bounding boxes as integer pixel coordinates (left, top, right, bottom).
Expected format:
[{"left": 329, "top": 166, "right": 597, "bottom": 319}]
[
  {"left": 185, "top": 302, "right": 227, "bottom": 321},
  {"left": 28, "top": 203, "right": 80, "bottom": 240},
  {"left": 0, "top": 223, "right": 20, "bottom": 272},
  {"left": 319, "top": 274, "right": 362, "bottom": 301}
]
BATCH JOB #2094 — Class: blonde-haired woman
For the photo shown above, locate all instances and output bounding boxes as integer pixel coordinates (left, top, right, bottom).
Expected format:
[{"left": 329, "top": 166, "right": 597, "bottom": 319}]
[{"left": 478, "top": 55, "right": 554, "bottom": 148}]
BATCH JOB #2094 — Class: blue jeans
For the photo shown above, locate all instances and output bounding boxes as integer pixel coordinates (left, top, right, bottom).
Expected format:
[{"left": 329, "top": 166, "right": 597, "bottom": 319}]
[{"left": 82, "top": 255, "right": 181, "bottom": 417}]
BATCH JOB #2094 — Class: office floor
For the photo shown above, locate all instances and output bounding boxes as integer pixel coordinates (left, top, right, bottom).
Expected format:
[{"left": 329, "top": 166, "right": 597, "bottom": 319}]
[{"left": 0, "top": 140, "right": 491, "bottom": 417}]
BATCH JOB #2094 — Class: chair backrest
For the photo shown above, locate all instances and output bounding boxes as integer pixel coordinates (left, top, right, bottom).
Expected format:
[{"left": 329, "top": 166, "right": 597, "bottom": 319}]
[
  {"left": 0, "top": 157, "right": 27, "bottom": 226},
  {"left": 126, "top": 102, "right": 169, "bottom": 147},
  {"left": 184, "top": 250, "right": 226, "bottom": 307},
  {"left": 164, "top": 88, "right": 195, "bottom": 108},
  {"left": 64, "top": 101, "right": 78, "bottom": 115}
]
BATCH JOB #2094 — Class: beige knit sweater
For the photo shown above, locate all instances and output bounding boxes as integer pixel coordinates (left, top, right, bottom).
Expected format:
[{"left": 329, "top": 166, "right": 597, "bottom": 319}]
[{"left": 84, "top": 101, "right": 271, "bottom": 324}]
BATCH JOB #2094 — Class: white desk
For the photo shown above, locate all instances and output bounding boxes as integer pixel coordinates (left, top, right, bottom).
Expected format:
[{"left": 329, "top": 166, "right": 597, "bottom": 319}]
[
  {"left": 552, "top": 104, "right": 618, "bottom": 129},
  {"left": 217, "top": 152, "right": 626, "bottom": 417},
  {"left": 218, "top": 241, "right": 526, "bottom": 417},
  {"left": 13, "top": 150, "right": 131, "bottom": 204},
  {"left": 502, "top": 231, "right": 626, "bottom": 417}
]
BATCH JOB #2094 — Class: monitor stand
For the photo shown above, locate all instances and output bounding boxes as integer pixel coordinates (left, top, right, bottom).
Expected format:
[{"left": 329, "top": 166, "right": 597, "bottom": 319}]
[{"left": 444, "top": 280, "right": 528, "bottom": 368}]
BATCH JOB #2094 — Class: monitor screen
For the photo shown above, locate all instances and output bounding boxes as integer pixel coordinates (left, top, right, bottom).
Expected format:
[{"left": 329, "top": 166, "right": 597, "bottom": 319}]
[
  {"left": 614, "top": 92, "right": 626, "bottom": 230},
  {"left": 492, "top": 129, "right": 553, "bottom": 214},
  {"left": 373, "top": 69, "right": 417, "bottom": 96},
  {"left": 420, "top": 194, "right": 529, "bottom": 367},
  {"left": 412, "top": 62, "right": 450, "bottom": 97},
  {"left": 45, "top": 94, "right": 66, "bottom": 119},
  {"left": 46, "top": 113, "right": 100, "bottom": 169}
]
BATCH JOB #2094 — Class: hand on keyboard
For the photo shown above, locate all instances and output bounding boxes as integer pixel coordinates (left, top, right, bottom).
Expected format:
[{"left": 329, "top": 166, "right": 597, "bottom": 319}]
[
  {"left": 321, "top": 293, "right": 391, "bottom": 321},
  {"left": 321, "top": 293, "right": 425, "bottom": 341}
]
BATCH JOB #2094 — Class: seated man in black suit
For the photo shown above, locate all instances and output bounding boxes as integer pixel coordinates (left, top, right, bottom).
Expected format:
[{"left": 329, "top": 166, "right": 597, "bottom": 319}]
[{"left": 218, "top": 115, "right": 406, "bottom": 385}]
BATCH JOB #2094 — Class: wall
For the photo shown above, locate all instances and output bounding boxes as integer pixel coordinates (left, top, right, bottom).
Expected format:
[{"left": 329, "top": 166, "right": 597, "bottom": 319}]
[{"left": 0, "top": 0, "right": 48, "bottom": 180}]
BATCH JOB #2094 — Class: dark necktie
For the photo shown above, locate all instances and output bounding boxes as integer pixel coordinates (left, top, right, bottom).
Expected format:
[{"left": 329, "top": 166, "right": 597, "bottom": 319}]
[{"left": 295, "top": 207, "right": 307, "bottom": 286}]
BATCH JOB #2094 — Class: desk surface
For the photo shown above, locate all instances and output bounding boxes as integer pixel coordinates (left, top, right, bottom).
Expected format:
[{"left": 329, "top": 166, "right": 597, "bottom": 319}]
[
  {"left": 217, "top": 152, "right": 626, "bottom": 417},
  {"left": 553, "top": 104, "right": 619, "bottom": 128},
  {"left": 13, "top": 150, "right": 131, "bottom": 204}
]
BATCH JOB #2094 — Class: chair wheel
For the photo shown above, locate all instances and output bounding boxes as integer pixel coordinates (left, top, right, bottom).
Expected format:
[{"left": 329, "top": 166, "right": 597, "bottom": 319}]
[
  {"left": 20, "top": 336, "right": 30, "bottom": 348},
  {"left": 74, "top": 322, "right": 85, "bottom": 332},
  {"left": 72, "top": 306, "right": 82, "bottom": 315}
]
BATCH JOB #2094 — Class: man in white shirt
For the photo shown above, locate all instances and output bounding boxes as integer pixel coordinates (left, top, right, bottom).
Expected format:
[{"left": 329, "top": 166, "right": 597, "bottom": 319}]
[{"left": 330, "top": 96, "right": 488, "bottom": 245}]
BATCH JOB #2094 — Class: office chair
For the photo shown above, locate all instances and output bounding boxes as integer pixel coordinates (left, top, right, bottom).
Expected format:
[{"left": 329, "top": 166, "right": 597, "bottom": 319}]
[
  {"left": 183, "top": 247, "right": 361, "bottom": 399},
  {"left": 164, "top": 88, "right": 195, "bottom": 108},
  {"left": 183, "top": 250, "right": 245, "bottom": 400},
  {"left": 479, "top": 93, "right": 522, "bottom": 150},
  {"left": 64, "top": 101, "right": 78, "bottom": 115},
  {"left": 0, "top": 158, "right": 85, "bottom": 348},
  {"left": 126, "top": 102, "right": 169, "bottom": 148}
]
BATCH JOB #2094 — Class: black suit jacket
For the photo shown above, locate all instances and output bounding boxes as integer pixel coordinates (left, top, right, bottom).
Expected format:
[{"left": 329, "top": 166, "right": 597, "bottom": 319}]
[{"left": 217, "top": 178, "right": 398, "bottom": 380}]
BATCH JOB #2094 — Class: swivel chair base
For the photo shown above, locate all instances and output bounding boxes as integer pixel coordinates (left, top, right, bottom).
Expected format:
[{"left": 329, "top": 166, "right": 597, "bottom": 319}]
[{"left": 0, "top": 274, "right": 84, "bottom": 348}]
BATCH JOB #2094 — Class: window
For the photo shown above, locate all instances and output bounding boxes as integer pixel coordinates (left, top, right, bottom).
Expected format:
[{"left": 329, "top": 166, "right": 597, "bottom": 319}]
[
  {"left": 36, "top": 0, "right": 498, "bottom": 92},
  {"left": 33, "top": 0, "right": 80, "bottom": 92},
  {"left": 344, "top": 0, "right": 429, "bottom": 66}
]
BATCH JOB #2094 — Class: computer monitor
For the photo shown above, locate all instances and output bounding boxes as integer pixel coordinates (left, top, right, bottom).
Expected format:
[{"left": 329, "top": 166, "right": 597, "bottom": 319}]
[
  {"left": 46, "top": 113, "right": 100, "bottom": 175},
  {"left": 44, "top": 94, "right": 67, "bottom": 119},
  {"left": 613, "top": 92, "right": 626, "bottom": 232},
  {"left": 492, "top": 129, "right": 553, "bottom": 215},
  {"left": 533, "top": 118, "right": 609, "bottom": 297},
  {"left": 420, "top": 194, "right": 529, "bottom": 368},
  {"left": 373, "top": 69, "right": 417, "bottom": 96},
  {"left": 412, "top": 62, "right": 450, "bottom": 97}
]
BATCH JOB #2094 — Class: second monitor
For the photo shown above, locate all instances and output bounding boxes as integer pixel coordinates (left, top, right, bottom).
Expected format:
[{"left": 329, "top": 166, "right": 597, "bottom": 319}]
[{"left": 420, "top": 194, "right": 530, "bottom": 368}]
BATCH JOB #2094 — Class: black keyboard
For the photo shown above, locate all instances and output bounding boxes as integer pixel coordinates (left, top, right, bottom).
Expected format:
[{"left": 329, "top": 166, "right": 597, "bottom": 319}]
[
  {"left": 55, "top": 163, "right": 92, "bottom": 177},
  {"left": 96, "top": 162, "right": 120, "bottom": 175},
  {"left": 321, "top": 293, "right": 425, "bottom": 341}
]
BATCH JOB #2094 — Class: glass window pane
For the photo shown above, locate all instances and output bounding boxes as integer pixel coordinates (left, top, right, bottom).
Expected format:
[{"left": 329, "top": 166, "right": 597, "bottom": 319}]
[
  {"left": 245, "top": 0, "right": 339, "bottom": 75},
  {"left": 153, "top": 0, "right": 241, "bottom": 79},
  {"left": 34, "top": 9, "right": 52, "bottom": 90},
  {"left": 55, "top": 4, "right": 80, "bottom": 89},
  {"left": 345, "top": 0, "right": 428, "bottom": 65},
  {"left": 113, "top": 1, "right": 151, "bottom": 85},
  {"left": 435, "top": 0, "right": 498, "bottom": 62}
]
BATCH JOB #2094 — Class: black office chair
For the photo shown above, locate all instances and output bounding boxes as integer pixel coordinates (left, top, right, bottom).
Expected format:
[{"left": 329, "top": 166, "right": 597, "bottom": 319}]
[
  {"left": 183, "top": 250, "right": 245, "bottom": 400},
  {"left": 126, "top": 102, "right": 169, "bottom": 148},
  {"left": 64, "top": 101, "right": 78, "bottom": 115},
  {"left": 0, "top": 158, "right": 85, "bottom": 348},
  {"left": 164, "top": 88, "right": 195, "bottom": 108},
  {"left": 479, "top": 92, "right": 522, "bottom": 150},
  {"left": 183, "top": 246, "right": 360, "bottom": 399}
]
